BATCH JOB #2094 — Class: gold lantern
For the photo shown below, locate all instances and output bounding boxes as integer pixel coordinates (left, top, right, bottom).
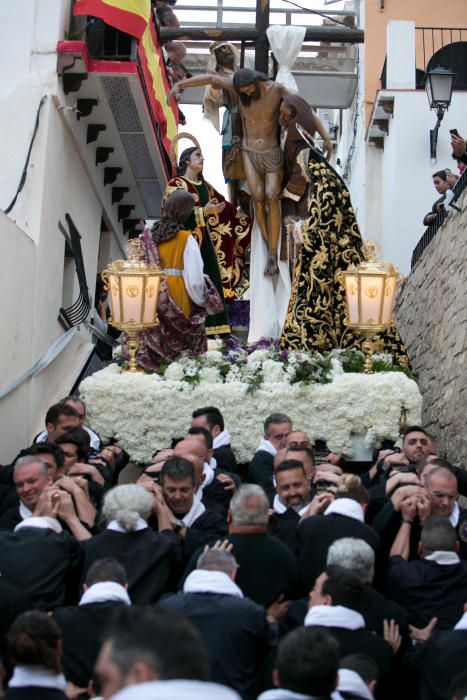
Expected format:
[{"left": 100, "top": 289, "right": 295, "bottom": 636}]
[
  {"left": 340, "top": 242, "right": 402, "bottom": 373},
  {"left": 101, "top": 240, "right": 164, "bottom": 373}
]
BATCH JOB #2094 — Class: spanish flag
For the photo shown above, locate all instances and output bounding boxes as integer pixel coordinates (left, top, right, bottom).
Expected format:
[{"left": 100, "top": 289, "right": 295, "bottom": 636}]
[{"left": 74, "top": 0, "right": 177, "bottom": 157}]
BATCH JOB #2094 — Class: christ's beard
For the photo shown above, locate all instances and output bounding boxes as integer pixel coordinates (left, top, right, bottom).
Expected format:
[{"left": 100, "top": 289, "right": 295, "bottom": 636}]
[
  {"left": 239, "top": 85, "right": 261, "bottom": 106},
  {"left": 249, "top": 86, "right": 261, "bottom": 101}
]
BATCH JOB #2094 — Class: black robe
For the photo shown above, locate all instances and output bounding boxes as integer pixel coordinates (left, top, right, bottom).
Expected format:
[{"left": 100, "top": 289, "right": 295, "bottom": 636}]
[
  {"left": 298, "top": 513, "right": 380, "bottom": 591},
  {"left": 248, "top": 450, "right": 275, "bottom": 503},
  {"left": 268, "top": 508, "right": 301, "bottom": 554},
  {"left": 6, "top": 690, "right": 67, "bottom": 700},
  {"left": 214, "top": 445, "right": 238, "bottom": 474},
  {"left": 82, "top": 528, "right": 179, "bottom": 603},
  {"left": 321, "top": 627, "right": 394, "bottom": 700},
  {"left": 386, "top": 555, "right": 467, "bottom": 629},
  {"left": 160, "top": 592, "right": 276, "bottom": 700},
  {"left": 182, "top": 532, "right": 300, "bottom": 607},
  {"left": 201, "top": 477, "right": 231, "bottom": 518},
  {"left": 416, "top": 629, "right": 467, "bottom": 700},
  {"left": 280, "top": 584, "right": 408, "bottom": 639},
  {"left": 0, "top": 527, "right": 82, "bottom": 610},
  {"left": 52, "top": 600, "right": 127, "bottom": 688}
]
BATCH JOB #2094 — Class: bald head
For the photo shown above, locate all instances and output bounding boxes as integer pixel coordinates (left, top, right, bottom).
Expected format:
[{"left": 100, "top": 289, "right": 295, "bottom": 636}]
[
  {"left": 173, "top": 439, "right": 205, "bottom": 485},
  {"left": 285, "top": 431, "right": 312, "bottom": 449},
  {"left": 425, "top": 467, "right": 458, "bottom": 519}
]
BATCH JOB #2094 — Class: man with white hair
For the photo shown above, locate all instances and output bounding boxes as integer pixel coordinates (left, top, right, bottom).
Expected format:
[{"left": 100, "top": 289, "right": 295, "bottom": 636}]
[
  {"left": 228, "top": 483, "right": 300, "bottom": 607},
  {"left": 161, "top": 547, "right": 280, "bottom": 699},
  {"left": 82, "top": 484, "right": 179, "bottom": 603},
  {"left": 0, "top": 477, "right": 83, "bottom": 610},
  {"left": 0, "top": 456, "right": 93, "bottom": 539},
  {"left": 180, "top": 484, "right": 299, "bottom": 606},
  {"left": 326, "top": 538, "right": 408, "bottom": 637}
]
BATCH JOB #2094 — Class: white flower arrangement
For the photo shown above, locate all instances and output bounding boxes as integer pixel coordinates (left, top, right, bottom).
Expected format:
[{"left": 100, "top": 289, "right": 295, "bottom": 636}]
[{"left": 80, "top": 345, "right": 422, "bottom": 463}]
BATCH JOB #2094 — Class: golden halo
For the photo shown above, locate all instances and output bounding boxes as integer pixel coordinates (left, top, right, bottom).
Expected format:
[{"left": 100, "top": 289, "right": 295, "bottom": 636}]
[{"left": 169, "top": 132, "right": 201, "bottom": 171}]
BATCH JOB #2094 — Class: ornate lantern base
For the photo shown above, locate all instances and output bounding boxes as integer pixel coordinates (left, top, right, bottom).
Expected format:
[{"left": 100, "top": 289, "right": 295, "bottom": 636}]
[{"left": 125, "top": 329, "right": 143, "bottom": 374}]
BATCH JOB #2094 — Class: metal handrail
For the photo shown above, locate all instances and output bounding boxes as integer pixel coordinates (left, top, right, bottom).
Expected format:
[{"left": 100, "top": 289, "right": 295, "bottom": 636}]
[
  {"left": 411, "top": 168, "right": 466, "bottom": 269},
  {"left": 59, "top": 214, "right": 91, "bottom": 328}
]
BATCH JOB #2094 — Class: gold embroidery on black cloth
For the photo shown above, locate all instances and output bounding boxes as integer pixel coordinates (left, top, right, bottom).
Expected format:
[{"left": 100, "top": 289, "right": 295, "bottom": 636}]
[{"left": 280, "top": 151, "right": 409, "bottom": 365}]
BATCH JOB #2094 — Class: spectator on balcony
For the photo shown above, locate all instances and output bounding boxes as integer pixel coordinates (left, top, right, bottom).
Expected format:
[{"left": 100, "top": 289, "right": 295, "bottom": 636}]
[
  {"left": 165, "top": 40, "right": 186, "bottom": 66},
  {"left": 423, "top": 169, "right": 459, "bottom": 226},
  {"left": 451, "top": 131, "right": 467, "bottom": 170},
  {"left": 168, "top": 63, "right": 192, "bottom": 126},
  {"left": 156, "top": 5, "right": 180, "bottom": 28}
]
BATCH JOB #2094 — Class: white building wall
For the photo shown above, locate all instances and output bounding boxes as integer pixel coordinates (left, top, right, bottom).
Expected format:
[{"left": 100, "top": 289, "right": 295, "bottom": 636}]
[
  {"left": 378, "top": 90, "right": 466, "bottom": 274},
  {"left": 0, "top": 1, "right": 126, "bottom": 460},
  {"left": 365, "top": 144, "right": 382, "bottom": 248},
  {"left": 335, "top": 0, "right": 367, "bottom": 236}
]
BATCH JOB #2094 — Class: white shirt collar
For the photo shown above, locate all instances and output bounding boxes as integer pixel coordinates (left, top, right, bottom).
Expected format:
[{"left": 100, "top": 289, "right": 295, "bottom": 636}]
[
  {"left": 109, "top": 679, "right": 242, "bottom": 700},
  {"left": 256, "top": 438, "right": 277, "bottom": 457},
  {"left": 213, "top": 429, "right": 232, "bottom": 449},
  {"left": 425, "top": 550, "right": 461, "bottom": 565},
  {"left": 324, "top": 498, "right": 364, "bottom": 523},
  {"left": 107, "top": 518, "right": 148, "bottom": 533},
  {"left": 304, "top": 605, "right": 365, "bottom": 630},
  {"left": 450, "top": 502, "right": 460, "bottom": 526},
  {"left": 79, "top": 581, "right": 131, "bottom": 606},
  {"left": 19, "top": 502, "right": 33, "bottom": 520},
  {"left": 15, "top": 516, "right": 62, "bottom": 534},
  {"left": 9, "top": 666, "right": 67, "bottom": 690},
  {"left": 183, "top": 569, "right": 243, "bottom": 598},
  {"left": 179, "top": 496, "right": 206, "bottom": 527},
  {"left": 454, "top": 610, "right": 467, "bottom": 630},
  {"left": 272, "top": 494, "right": 310, "bottom": 517},
  {"left": 338, "top": 669, "right": 374, "bottom": 700}
]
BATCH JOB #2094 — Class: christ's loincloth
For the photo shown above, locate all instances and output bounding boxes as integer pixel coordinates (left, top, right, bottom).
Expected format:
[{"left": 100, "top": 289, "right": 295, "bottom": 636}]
[{"left": 244, "top": 146, "right": 283, "bottom": 176}]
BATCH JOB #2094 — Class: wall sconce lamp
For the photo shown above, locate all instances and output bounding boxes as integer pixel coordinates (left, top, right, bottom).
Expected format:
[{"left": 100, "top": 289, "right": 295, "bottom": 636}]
[{"left": 425, "top": 66, "right": 456, "bottom": 160}]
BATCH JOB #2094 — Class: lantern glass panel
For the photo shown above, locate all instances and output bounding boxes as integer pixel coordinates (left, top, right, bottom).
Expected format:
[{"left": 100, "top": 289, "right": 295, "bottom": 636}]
[
  {"left": 381, "top": 275, "right": 397, "bottom": 325},
  {"left": 359, "top": 274, "right": 384, "bottom": 326},
  {"left": 120, "top": 275, "right": 144, "bottom": 324},
  {"left": 430, "top": 72, "right": 454, "bottom": 105},
  {"left": 142, "top": 275, "right": 161, "bottom": 323},
  {"left": 345, "top": 272, "right": 359, "bottom": 324},
  {"left": 108, "top": 272, "right": 121, "bottom": 324}
]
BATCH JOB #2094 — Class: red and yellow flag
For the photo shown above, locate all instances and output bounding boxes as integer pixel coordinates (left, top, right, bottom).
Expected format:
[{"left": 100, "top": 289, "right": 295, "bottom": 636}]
[
  {"left": 74, "top": 0, "right": 177, "bottom": 158},
  {"left": 74, "top": 0, "right": 151, "bottom": 38}
]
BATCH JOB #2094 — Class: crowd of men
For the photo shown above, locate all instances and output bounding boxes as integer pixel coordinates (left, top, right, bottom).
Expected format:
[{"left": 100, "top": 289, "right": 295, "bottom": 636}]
[{"left": 0, "top": 398, "right": 466, "bottom": 700}]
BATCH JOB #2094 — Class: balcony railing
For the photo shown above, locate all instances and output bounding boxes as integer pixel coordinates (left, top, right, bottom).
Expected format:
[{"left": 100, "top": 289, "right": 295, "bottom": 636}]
[
  {"left": 381, "top": 26, "right": 467, "bottom": 90},
  {"left": 411, "top": 167, "right": 466, "bottom": 269}
]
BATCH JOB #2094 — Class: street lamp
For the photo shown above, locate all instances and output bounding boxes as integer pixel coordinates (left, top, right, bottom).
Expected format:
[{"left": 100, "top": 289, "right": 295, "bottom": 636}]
[
  {"left": 339, "top": 243, "right": 402, "bottom": 373},
  {"left": 425, "top": 66, "right": 456, "bottom": 160},
  {"left": 102, "top": 239, "right": 164, "bottom": 372}
]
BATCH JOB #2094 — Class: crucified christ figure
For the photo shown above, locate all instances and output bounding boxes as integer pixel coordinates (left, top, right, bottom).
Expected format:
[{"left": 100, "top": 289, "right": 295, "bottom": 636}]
[{"left": 169, "top": 68, "right": 291, "bottom": 275}]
